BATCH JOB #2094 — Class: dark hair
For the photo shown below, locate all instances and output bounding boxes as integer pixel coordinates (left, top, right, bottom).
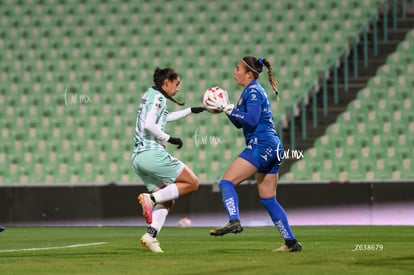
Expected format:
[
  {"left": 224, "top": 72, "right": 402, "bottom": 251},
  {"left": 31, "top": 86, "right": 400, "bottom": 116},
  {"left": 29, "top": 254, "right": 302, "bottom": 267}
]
[
  {"left": 241, "top": 56, "right": 279, "bottom": 98},
  {"left": 152, "top": 67, "right": 184, "bottom": 106}
]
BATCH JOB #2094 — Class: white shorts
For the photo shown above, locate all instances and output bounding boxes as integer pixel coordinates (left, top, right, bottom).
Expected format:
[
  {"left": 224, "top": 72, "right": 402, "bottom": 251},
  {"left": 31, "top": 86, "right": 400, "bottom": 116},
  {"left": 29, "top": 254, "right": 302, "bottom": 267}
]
[{"left": 131, "top": 149, "right": 185, "bottom": 192}]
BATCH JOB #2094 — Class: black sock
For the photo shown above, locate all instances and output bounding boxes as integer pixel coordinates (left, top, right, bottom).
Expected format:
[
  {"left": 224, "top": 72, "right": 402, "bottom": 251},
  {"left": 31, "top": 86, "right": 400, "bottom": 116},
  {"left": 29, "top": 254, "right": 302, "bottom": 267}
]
[
  {"left": 285, "top": 239, "right": 297, "bottom": 247},
  {"left": 147, "top": 226, "right": 158, "bottom": 237},
  {"left": 150, "top": 194, "right": 156, "bottom": 203}
]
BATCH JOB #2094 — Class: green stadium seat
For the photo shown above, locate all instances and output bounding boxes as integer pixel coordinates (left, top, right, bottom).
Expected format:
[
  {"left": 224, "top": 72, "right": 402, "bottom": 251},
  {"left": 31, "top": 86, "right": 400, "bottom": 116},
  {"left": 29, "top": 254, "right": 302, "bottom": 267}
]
[{"left": 2, "top": 0, "right": 405, "bottom": 184}]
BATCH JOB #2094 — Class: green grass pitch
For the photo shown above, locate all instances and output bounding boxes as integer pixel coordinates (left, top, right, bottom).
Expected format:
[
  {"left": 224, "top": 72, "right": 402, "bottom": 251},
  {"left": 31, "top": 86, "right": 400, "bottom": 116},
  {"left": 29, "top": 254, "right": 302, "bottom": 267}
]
[{"left": 0, "top": 226, "right": 413, "bottom": 274}]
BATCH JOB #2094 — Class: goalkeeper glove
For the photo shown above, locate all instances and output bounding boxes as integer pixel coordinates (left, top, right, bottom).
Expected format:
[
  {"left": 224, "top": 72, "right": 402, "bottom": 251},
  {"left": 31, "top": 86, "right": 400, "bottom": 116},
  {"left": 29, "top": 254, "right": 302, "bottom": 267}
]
[{"left": 205, "top": 94, "right": 234, "bottom": 115}]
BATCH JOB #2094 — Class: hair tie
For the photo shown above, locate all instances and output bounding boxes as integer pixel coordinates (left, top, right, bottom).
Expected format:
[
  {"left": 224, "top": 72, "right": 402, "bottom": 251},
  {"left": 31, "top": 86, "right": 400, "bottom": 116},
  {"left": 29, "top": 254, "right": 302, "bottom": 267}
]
[
  {"left": 258, "top": 57, "right": 264, "bottom": 66},
  {"left": 241, "top": 59, "right": 259, "bottom": 74}
]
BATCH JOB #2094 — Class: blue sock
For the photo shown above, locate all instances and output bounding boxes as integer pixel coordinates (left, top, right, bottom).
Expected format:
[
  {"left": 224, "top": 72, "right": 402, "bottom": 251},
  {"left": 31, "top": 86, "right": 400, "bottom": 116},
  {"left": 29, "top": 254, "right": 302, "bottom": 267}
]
[
  {"left": 260, "top": 197, "right": 295, "bottom": 241},
  {"left": 219, "top": 180, "right": 239, "bottom": 221}
]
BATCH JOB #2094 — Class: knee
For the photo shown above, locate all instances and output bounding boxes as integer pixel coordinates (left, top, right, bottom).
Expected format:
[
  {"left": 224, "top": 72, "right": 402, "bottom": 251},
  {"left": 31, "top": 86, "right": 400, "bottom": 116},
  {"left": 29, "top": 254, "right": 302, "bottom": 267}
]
[
  {"left": 190, "top": 176, "right": 199, "bottom": 192},
  {"left": 185, "top": 168, "right": 199, "bottom": 192},
  {"left": 183, "top": 173, "right": 199, "bottom": 192},
  {"left": 177, "top": 166, "right": 199, "bottom": 192}
]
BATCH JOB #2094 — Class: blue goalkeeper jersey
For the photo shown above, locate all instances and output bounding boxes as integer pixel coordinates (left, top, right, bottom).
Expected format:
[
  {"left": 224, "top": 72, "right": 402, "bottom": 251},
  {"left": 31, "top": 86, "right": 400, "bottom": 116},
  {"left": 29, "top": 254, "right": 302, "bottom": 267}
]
[{"left": 227, "top": 80, "right": 278, "bottom": 145}]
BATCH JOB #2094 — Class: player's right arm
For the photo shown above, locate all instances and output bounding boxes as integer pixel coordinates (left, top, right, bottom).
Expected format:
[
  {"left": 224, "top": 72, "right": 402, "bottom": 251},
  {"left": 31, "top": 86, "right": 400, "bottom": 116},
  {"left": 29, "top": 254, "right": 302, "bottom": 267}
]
[
  {"left": 144, "top": 110, "right": 183, "bottom": 149},
  {"left": 140, "top": 93, "right": 170, "bottom": 142},
  {"left": 144, "top": 107, "right": 170, "bottom": 142},
  {"left": 226, "top": 89, "right": 262, "bottom": 129},
  {"left": 142, "top": 93, "right": 183, "bottom": 149},
  {"left": 226, "top": 114, "right": 242, "bottom": 129}
]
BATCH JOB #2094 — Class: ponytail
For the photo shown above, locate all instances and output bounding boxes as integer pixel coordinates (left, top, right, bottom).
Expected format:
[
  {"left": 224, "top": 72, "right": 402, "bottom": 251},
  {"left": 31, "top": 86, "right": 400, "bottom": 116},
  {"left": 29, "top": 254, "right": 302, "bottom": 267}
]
[
  {"left": 241, "top": 56, "right": 279, "bottom": 100},
  {"left": 262, "top": 58, "right": 279, "bottom": 101}
]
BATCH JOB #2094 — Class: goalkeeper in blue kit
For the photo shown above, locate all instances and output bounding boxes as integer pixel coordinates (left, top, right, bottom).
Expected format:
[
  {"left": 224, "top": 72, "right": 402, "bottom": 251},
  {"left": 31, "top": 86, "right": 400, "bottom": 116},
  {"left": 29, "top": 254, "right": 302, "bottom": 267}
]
[{"left": 205, "top": 56, "right": 302, "bottom": 252}]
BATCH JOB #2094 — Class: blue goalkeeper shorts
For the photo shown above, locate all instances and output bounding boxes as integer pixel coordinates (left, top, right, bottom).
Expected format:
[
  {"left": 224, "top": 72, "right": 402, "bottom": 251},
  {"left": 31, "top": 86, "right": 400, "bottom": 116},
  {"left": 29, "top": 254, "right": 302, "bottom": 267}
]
[{"left": 239, "top": 137, "right": 284, "bottom": 174}]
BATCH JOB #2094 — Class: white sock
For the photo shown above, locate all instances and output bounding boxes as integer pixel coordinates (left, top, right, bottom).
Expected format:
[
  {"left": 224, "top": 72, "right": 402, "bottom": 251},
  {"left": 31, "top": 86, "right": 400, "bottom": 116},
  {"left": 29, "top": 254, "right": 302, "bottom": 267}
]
[
  {"left": 153, "top": 184, "right": 179, "bottom": 203},
  {"left": 150, "top": 204, "right": 169, "bottom": 234}
]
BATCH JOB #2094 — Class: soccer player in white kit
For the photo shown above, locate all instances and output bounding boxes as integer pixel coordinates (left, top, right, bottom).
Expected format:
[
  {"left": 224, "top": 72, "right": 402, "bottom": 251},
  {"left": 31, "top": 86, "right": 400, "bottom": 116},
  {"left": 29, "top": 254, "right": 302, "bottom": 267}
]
[{"left": 131, "top": 67, "right": 204, "bottom": 252}]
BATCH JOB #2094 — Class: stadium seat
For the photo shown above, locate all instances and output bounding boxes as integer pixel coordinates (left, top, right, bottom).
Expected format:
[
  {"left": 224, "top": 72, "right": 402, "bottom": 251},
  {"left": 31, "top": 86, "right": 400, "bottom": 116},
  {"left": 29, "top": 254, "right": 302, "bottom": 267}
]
[
  {"left": 1, "top": 0, "right": 399, "bottom": 184},
  {"left": 282, "top": 24, "right": 414, "bottom": 181}
]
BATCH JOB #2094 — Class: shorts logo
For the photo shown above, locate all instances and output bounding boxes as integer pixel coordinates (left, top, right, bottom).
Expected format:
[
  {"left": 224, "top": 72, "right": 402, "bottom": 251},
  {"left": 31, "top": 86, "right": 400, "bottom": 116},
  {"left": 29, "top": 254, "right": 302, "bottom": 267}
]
[
  {"left": 260, "top": 147, "right": 273, "bottom": 162},
  {"left": 246, "top": 138, "right": 258, "bottom": 150}
]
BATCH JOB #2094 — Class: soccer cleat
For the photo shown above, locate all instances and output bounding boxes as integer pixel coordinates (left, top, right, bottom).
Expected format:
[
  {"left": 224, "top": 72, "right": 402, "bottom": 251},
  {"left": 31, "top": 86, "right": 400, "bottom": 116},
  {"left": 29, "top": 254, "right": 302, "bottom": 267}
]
[
  {"left": 273, "top": 242, "right": 302, "bottom": 252},
  {"left": 140, "top": 233, "right": 163, "bottom": 253},
  {"left": 210, "top": 219, "right": 243, "bottom": 236},
  {"left": 137, "top": 193, "right": 154, "bottom": 224}
]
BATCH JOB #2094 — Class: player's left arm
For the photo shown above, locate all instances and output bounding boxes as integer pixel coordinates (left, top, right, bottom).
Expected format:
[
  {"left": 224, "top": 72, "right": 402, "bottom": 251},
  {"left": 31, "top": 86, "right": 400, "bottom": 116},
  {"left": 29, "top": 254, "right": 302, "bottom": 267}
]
[{"left": 167, "top": 107, "right": 205, "bottom": 122}]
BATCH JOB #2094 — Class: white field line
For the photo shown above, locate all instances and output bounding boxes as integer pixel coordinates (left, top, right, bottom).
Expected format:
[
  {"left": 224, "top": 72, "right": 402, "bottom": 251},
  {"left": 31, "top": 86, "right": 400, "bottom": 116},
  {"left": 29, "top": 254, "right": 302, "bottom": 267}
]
[{"left": 0, "top": 242, "right": 108, "bottom": 253}]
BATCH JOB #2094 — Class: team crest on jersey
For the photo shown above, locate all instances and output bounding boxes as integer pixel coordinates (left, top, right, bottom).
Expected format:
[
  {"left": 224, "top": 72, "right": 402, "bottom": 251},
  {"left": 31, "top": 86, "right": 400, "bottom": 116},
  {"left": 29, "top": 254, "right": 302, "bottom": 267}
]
[{"left": 155, "top": 96, "right": 164, "bottom": 108}]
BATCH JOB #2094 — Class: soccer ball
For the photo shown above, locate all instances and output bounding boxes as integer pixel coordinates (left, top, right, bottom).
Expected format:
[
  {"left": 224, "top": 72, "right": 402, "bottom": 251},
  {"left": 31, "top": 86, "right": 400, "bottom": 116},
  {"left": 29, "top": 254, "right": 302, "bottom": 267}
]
[
  {"left": 202, "top": 86, "right": 228, "bottom": 113},
  {"left": 177, "top": 217, "right": 192, "bottom": 228}
]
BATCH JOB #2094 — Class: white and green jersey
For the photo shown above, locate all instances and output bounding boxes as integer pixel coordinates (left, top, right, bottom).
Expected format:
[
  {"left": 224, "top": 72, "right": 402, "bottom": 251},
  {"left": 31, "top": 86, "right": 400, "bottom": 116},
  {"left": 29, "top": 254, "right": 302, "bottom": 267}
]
[{"left": 134, "top": 87, "right": 170, "bottom": 152}]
